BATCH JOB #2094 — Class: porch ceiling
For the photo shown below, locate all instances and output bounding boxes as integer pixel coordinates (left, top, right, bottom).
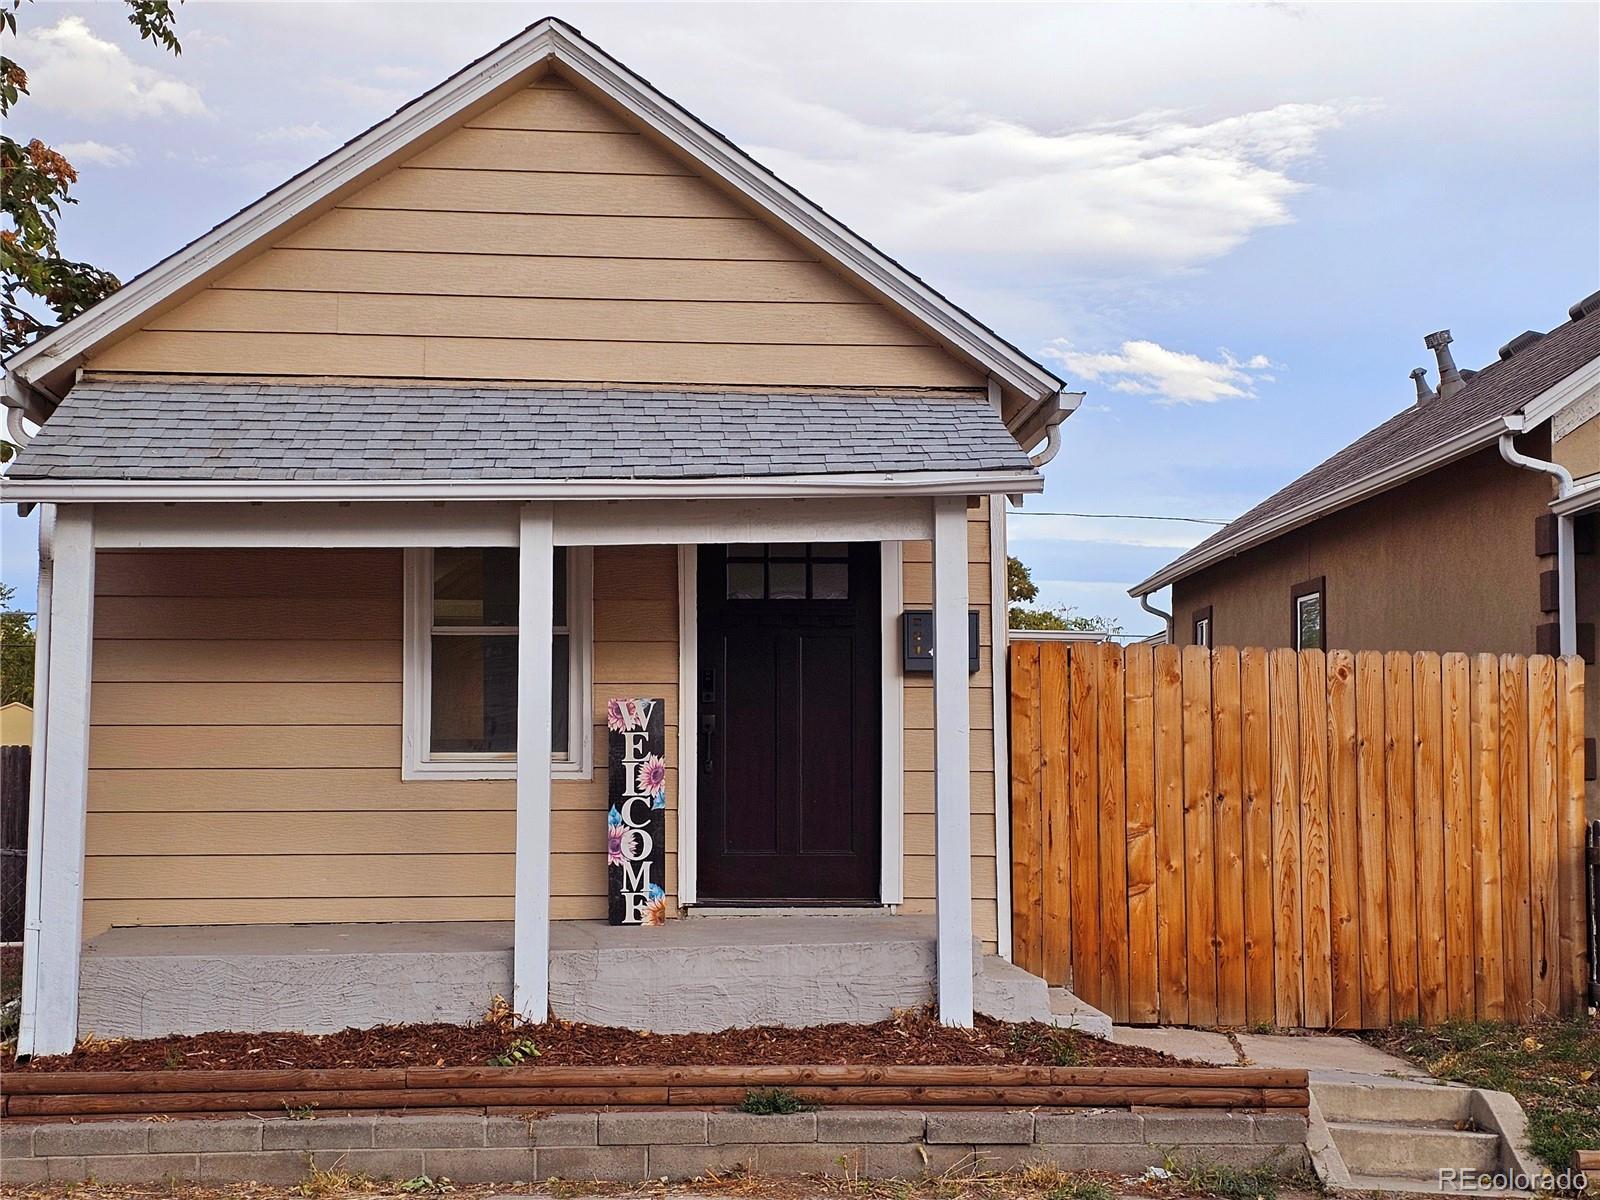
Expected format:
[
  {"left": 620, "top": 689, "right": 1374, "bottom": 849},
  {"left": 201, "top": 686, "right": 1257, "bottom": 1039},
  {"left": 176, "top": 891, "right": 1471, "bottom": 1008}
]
[{"left": 9, "top": 379, "right": 1034, "bottom": 484}]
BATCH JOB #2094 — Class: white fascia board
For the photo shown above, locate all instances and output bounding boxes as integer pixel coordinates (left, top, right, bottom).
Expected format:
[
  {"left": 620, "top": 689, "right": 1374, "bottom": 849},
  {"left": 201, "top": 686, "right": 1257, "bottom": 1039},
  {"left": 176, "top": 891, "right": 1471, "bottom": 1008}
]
[
  {"left": 1552, "top": 474, "right": 1600, "bottom": 516},
  {"left": 8, "top": 19, "right": 1062, "bottom": 409},
  {"left": 1520, "top": 355, "right": 1600, "bottom": 432},
  {"left": 0, "top": 469, "right": 1044, "bottom": 505},
  {"left": 1128, "top": 415, "right": 1515, "bottom": 597}
]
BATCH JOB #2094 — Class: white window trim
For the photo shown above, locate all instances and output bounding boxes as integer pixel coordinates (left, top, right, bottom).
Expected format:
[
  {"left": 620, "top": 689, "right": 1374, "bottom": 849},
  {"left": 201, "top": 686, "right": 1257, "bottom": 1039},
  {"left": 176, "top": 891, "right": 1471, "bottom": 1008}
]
[
  {"left": 1293, "top": 591, "right": 1323, "bottom": 652},
  {"left": 403, "top": 545, "right": 593, "bottom": 781}
]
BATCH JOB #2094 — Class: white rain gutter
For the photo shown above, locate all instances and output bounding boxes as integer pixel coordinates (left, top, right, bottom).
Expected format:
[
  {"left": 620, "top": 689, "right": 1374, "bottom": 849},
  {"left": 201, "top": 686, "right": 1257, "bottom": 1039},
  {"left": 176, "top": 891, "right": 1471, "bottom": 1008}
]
[
  {"left": 15, "top": 504, "right": 53, "bottom": 1059},
  {"left": 1499, "top": 419, "right": 1576, "bottom": 656},
  {"left": 1139, "top": 592, "right": 1174, "bottom": 644}
]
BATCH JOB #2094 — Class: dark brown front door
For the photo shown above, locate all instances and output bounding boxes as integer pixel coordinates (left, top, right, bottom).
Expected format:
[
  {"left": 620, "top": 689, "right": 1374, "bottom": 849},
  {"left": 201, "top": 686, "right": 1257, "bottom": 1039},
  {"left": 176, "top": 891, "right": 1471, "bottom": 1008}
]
[{"left": 696, "top": 543, "right": 881, "bottom": 902}]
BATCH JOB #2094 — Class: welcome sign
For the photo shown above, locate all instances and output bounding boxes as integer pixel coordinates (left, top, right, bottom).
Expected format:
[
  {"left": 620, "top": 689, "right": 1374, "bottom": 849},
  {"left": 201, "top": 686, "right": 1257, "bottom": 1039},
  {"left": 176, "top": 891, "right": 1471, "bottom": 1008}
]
[{"left": 606, "top": 697, "right": 668, "bottom": 926}]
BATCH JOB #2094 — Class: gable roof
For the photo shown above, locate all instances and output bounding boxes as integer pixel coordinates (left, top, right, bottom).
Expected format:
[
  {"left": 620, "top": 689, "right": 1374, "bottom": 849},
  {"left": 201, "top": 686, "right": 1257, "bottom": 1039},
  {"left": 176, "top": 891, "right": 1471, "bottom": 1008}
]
[
  {"left": 2, "top": 18, "right": 1067, "bottom": 443},
  {"left": 1132, "top": 307, "right": 1600, "bottom": 596},
  {"left": 4, "top": 379, "right": 1036, "bottom": 500}
]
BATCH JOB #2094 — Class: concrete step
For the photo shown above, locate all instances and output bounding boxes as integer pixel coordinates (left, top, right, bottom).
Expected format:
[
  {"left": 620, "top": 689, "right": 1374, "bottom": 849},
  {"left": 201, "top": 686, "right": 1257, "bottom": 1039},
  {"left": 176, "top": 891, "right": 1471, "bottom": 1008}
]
[
  {"left": 1315, "top": 1080, "right": 1476, "bottom": 1125},
  {"left": 1046, "top": 986, "right": 1114, "bottom": 1039},
  {"left": 972, "top": 954, "right": 1054, "bottom": 1025},
  {"left": 1328, "top": 1120, "right": 1500, "bottom": 1179},
  {"left": 1340, "top": 1172, "right": 1532, "bottom": 1197}
]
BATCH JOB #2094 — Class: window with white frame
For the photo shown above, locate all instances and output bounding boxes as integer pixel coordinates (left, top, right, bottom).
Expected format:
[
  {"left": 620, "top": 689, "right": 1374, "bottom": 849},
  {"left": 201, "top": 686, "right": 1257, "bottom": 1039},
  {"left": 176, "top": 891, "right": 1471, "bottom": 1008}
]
[
  {"left": 1291, "top": 576, "right": 1325, "bottom": 651},
  {"left": 403, "top": 546, "right": 592, "bottom": 779},
  {"left": 1192, "top": 606, "right": 1213, "bottom": 649}
]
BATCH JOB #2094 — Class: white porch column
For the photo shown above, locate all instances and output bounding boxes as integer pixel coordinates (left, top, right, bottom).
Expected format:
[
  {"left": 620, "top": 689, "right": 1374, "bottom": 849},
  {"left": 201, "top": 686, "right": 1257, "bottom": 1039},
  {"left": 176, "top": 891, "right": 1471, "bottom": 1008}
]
[
  {"left": 18, "top": 504, "right": 94, "bottom": 1057},
  {"left": 931, "top": 495, "right": 974, "bottom": 1026},
  {"left": 514, "top": 502, "right": 555, "bottom": 1021}
]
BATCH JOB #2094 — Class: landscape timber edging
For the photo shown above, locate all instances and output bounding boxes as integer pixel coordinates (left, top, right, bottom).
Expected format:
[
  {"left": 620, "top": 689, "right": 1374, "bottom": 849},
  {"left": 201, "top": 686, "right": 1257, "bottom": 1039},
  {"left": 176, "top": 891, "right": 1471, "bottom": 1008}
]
[
  {"left": 0, "top": 1106, "right": 1312, "bottom": 1187},
  {"left": 0, "top": 1064, "right": 1311, "bottom": 1120}
]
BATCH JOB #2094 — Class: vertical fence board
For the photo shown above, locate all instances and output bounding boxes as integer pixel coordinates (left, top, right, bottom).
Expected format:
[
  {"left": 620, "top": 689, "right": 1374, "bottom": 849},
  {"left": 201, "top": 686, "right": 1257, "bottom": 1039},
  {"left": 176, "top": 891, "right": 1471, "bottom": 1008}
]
[
  {"left": 1556, "top": 656, "right": 1587, "bottom": 1014},
  {"left": 1413, "top": 652, "right": 1448, "bottom": 1026},
  {"left": 1298, "top": 649, "right": 1332, "bottom": 1028},
  {"left": 1326, "top": 649, "right": 1362, "bottom": 1030},
  {"left": 1240, "top": 647, "right": 1276, "bottom": 1028},
  {"left": 1498, "top": 654, "right": 1533, "bottom": 1022},
  {"left": 1038, "top": 643, "right": 1071, "bottom": 984},
  {"left": 1008, "top": 641, "right": 1579, "bottom": 1028},
  {"left": 1355, "top": 650, "right": 1391, "bottom": 1028},
  {"left": 1211, "top": 648, "right": 1247, "bottom": 1026},
  {"left": 1067, "top": 644, "right": 1102, "bottom": 1006},
  {"left": 1124, "top": 645, "right": 1159, "bottom": 1024},
  {"left": 1182, "top": 645, "right": 1219, "bottom": 1026},
  {"left": 1442, "top": 652, "right": 1475, "bottom": 1019},
  {"left": 1268, "top": 647, "right": 1304, "bottom": 1027},
  {"left": 1384, "top": 651, "right": 1420, "bottom": 1024},
  {"left": 1097, "top": 644, "right": 1130, "bottom": 1022},
  {"left": 1153, "top": 644, "right": 1188, "bottom": 1025},
  {"left": 1471, "top": 653, "right": 1506, "bottom": 1019},
  {"left": 1526, "top": 655, "right": 1558, "bottom": 1016},
  {"left": 1009, "top": 642, "right": 1043, "bottom": 975}
]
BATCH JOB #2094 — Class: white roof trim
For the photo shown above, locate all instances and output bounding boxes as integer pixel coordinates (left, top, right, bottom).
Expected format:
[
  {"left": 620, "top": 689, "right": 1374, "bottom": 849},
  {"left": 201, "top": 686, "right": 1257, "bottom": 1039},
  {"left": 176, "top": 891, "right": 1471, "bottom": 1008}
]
[
  {"left": 0, "top": 468, "right": 1044, "bottom": 505},
  {"left": 1128, "top": 415, "right": 1514, "bottom": 597},
  {"left": 5, "top": 18, "right": 1063, "bottom": 411},
  {"left": 1130, "top": 352, "right": 1600, "bottom": 597}
]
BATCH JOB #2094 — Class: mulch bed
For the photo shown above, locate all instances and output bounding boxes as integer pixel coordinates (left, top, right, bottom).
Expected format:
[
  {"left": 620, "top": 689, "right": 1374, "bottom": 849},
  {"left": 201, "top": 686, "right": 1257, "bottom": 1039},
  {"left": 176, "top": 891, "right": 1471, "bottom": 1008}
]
[{"left": 5, "top": 1010, "right": 1190, "bottom": 1074}]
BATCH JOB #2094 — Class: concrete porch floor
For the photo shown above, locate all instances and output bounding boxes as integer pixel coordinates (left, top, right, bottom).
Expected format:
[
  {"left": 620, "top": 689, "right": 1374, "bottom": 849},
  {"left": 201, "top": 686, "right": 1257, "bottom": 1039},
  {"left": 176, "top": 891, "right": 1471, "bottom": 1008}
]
[{"left": 77, "top": 916, "right": 1102, "bottom": 1039}]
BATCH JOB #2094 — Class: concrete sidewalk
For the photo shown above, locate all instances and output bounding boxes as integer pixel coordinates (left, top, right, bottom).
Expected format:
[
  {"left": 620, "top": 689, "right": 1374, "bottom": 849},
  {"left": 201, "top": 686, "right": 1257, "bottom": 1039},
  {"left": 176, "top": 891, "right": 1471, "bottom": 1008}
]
[{"left": 1110, "top": 1025, "right": 1433, "bottom": 1083}]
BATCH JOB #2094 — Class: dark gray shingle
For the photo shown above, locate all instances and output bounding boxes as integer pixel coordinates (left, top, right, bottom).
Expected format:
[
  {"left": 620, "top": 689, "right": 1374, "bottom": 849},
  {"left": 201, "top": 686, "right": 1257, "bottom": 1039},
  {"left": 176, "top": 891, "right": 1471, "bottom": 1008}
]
[{"left": 10, "top": 381, "right": 1034, "bottom": 482}]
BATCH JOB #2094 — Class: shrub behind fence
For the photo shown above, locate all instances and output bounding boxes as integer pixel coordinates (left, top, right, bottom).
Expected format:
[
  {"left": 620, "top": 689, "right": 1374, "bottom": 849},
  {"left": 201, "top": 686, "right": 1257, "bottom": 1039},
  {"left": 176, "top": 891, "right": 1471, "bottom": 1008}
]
[{"left": 1009, "top": 642, "right": 1590, "bottom": 1028}]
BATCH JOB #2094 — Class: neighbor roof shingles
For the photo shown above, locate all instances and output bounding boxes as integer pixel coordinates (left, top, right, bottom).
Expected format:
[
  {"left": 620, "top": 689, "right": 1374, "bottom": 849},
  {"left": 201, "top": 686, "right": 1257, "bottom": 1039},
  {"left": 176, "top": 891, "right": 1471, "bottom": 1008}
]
[
  {"left": 8, "top": 381, "right": 1034, "bottom": 482},
  {"left": 1142, "top": 313, "right": 1600, "bottom": 590}
]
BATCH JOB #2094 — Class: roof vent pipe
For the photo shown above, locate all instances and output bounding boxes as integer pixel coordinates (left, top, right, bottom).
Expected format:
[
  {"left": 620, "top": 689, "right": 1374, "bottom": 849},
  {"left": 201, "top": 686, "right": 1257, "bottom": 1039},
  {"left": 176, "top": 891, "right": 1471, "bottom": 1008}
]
[
  {"left": 1424, "top": 330, "right": 1466, "bottom": 399},
  {"left": 1410, "top": 366, "right": 1436, "bottom": 405}
]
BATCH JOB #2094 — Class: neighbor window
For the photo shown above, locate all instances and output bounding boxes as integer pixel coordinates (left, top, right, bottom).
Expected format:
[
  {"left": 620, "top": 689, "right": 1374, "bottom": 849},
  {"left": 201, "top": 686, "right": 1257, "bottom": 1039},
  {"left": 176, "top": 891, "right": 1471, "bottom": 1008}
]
[
  {"left": 1291, "top": 577, "right": 1325, "bottom": 651},
  {"left": 1192, "top": 606, "right": 1213, "bottom": 649},
  {"left": 403, "top": 546, "right": 592, "bottom": 779}
]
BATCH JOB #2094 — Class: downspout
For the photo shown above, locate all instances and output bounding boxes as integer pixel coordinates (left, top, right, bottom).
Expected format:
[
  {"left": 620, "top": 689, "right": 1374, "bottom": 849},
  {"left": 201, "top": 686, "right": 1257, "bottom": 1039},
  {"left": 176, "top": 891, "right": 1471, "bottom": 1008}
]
[
  {"left": 1499, "top": 420, "right": 1576, "bottom": 656},
  {"left": 15, "top": 504, "right": 54, "bottom": 1060},
  {"left": 1139, "top": 591, "right": 1175, "bottom": 644}
]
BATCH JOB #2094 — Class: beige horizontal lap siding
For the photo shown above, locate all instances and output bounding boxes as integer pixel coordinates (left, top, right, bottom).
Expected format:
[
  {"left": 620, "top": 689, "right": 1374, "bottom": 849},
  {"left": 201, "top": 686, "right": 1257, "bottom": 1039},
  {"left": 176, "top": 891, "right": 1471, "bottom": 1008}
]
[
  {"left": 83, "top": 545, "right": 678, "bottom": 939},
  {"left": 900, "top": 498, "right": 1001, "bottom": 950},
  {"left": 90, "top": 77, "right": 982, "bottom": 390}
]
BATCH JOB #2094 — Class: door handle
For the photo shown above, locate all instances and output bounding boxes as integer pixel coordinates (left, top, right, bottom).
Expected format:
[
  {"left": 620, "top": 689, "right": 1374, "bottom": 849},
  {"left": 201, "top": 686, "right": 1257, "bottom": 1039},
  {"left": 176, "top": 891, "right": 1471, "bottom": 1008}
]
[{"left": 699, "top": 714, "right": 716, "bottom": 773}]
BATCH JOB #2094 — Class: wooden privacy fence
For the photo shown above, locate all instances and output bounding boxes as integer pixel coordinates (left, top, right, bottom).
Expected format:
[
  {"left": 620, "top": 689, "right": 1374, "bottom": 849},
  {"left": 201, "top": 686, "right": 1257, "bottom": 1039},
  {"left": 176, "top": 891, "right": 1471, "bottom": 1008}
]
[{"left": 1009, "top": 642, "right": 1590, "bottom": 1029}]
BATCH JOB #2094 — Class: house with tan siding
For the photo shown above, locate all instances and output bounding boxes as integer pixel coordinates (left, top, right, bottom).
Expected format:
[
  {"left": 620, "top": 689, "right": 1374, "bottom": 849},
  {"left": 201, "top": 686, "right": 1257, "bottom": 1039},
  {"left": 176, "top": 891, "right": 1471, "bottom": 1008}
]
[
  {"left": 1131, "top": 304, "right": 1600, "bottom": 816},
  {"left": 1, "top": 19, "right": 1087, "bottom": 1057}
]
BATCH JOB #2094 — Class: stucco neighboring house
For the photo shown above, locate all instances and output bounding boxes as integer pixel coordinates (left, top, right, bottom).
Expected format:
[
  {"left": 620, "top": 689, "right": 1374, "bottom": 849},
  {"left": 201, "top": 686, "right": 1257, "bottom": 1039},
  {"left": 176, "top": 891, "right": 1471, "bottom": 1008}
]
[
  {"left": 1131, "top": 296, "right": 1600, "bottom": 815},
  {"left": 0, "top": 20, "right": 1082, "bottom": 1057}
]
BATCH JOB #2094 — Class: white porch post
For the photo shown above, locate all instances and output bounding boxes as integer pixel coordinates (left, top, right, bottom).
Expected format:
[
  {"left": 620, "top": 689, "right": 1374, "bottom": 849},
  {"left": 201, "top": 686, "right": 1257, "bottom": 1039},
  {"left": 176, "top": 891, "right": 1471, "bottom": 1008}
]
[
  {"left": 18, "top": 504, "right": 94, "bottom": 1057},
  {"left": 514, "top": 502, "right": 555, "bottom": 1021},
  {"left": 931, "top": 495, "right": 974, "bottom": 1026}
]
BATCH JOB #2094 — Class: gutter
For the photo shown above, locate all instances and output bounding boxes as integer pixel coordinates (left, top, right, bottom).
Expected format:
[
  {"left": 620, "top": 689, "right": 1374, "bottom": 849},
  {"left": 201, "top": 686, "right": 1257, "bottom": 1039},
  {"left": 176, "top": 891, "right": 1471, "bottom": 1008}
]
[
  {"left": 1498, "top": 417, "right": 1576, "bottom": 656},
  {"left": 0, "top": 468, "right": 1047, "bottom": 505},
  {"left": 1128, "top": 414, "right": 1515, "bottom": 598},
  {"left": 1139, "top": 592, "right": 1174, "bottom": 644}
]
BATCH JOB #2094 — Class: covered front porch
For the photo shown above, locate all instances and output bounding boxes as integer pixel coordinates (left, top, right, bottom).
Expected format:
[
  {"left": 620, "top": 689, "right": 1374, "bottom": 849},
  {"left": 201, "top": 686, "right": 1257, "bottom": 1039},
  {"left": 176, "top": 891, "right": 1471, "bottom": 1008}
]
[
  {"left": 74, "top": 914, "right": 1101, "bottom": 1039},
  {"left": 16, "top": 488, "right": 1025, "bottom": 1057}
]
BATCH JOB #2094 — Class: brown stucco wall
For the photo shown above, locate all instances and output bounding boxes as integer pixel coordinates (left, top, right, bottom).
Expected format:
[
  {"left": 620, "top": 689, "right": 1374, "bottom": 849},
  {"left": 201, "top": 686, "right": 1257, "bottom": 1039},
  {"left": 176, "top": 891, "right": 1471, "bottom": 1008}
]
[{"left": 1171, "top": 441, "right": 1554, "bottom": 656}]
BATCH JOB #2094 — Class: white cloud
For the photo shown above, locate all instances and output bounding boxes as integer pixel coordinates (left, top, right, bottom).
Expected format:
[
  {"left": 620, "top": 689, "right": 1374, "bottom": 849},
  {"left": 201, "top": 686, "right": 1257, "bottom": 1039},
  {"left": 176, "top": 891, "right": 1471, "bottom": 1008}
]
[
  {"left": 1010, "top": 514, "right": 1211, "bottom": 550},
  {"left": 20, "top": 16, "right": 208, "bottom": 119},
  {"left": 1044, "top": 339, "right": 1277, "bottom": 405},
  {"left": 57, "top": 140, "right": 135, "bottom": 167},
  {"left": 751, "top": 100, "right": 1358, "bottom": 272},
  {"left": 256, "top": 122, "right": 335, "bottom": 146}
]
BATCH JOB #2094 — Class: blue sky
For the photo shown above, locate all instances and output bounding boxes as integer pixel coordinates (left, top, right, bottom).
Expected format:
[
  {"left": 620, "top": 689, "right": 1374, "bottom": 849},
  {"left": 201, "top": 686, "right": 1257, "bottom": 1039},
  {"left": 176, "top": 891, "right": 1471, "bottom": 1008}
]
[{"left": 3, "top": 2, "right": 1597, "bottom": 633}]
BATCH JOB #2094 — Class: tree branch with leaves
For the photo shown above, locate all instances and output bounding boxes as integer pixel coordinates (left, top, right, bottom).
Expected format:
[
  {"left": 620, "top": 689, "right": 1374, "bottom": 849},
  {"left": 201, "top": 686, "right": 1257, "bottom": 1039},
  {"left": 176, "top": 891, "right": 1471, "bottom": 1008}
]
[
  {"left": 1007, "top": 555, "right": 1122, "bottom": 634},
  {"left": 1, "top": 0, "right": 182, "bottom": 357}
]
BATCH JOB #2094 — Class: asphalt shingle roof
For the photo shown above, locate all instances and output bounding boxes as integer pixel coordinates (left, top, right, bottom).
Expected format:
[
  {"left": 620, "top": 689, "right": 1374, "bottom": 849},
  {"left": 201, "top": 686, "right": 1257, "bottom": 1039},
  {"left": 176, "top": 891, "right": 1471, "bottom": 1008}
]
[
  {"left": 9, "top": 380, "right": 1034, "bottom": 482},
  {"left": 1143, "top": 311, "right": 1600, "bottom": 590}
]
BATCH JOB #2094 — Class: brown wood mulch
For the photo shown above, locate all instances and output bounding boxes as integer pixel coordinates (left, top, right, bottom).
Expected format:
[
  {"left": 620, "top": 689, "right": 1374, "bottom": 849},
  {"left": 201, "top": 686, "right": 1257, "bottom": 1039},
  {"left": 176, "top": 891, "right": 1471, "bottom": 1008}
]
[{"left": 5, "top": 1010, "right": 1190, "bottom": 1074}]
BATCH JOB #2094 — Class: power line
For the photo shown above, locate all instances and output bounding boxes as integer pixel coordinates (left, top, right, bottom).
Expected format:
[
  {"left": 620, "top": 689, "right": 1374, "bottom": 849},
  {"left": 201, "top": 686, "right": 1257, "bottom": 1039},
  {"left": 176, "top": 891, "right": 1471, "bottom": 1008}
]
[{"left": 1008, "top": 509, "right": 1230, "bottom": 527}]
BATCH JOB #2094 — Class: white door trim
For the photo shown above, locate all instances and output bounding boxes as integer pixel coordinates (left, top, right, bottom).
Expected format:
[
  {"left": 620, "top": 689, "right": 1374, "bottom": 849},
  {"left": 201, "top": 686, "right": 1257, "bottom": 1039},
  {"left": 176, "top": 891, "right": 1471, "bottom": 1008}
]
[{"left": 677, "top": 539, "right": 904, "bottom": 910}]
